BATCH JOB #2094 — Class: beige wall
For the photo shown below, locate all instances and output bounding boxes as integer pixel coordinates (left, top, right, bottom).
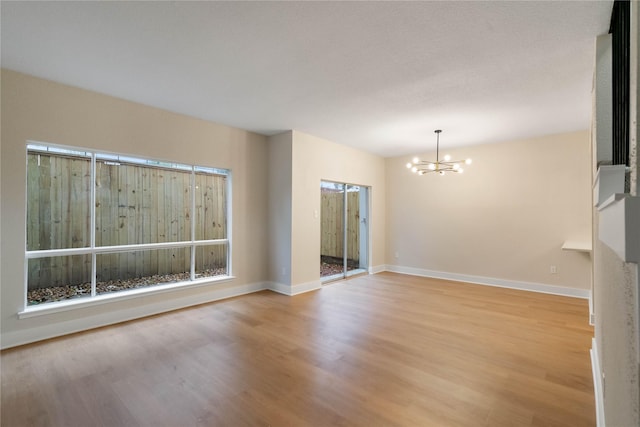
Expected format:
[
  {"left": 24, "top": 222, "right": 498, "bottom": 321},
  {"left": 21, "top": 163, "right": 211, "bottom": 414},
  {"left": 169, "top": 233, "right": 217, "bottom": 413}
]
[
  {"left": 265, "top": 131, "right": 387, "bottom": 292},
  {"left": 1, "top": 70, "right": 269, "bottom": 348},
  {"left": 267, "top": 131, "right": 293, "bottom": 284},
  {"left": 0, "top": 69, "right": 598, "bottom": 354},
  {"left": 386, "top": 131, "right": 592, "bottom": 291},
  {"left": 0, "top": 71, "right": 387, "bottom": 346},
  {"left": 290, "top": 131, "right": 386, "bottom": 287}
]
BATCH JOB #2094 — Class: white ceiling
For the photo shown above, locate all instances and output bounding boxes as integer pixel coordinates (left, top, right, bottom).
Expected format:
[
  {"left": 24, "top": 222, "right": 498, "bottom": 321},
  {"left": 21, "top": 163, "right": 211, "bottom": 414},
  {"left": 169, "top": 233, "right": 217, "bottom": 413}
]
[{"left": 1, "top": 1, "right": 612, "bottom": 157}]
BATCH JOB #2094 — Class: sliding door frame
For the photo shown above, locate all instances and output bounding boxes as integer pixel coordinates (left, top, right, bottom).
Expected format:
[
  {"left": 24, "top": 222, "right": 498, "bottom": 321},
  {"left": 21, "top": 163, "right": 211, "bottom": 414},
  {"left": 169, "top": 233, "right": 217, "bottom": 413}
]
[{"left": 320, "top": 180, "right": 370, "bottom": 283}]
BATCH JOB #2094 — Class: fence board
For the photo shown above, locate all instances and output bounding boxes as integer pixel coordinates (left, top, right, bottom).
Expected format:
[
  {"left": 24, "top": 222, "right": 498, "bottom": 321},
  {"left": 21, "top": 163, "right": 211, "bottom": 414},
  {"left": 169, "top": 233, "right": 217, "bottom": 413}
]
[
  {"left": 157, "top": 170, "right": 168, "bottom": 274},
  {"left": 27, "top": 154, "right": 228, "bottom": 289},
  {"left": 320, "top": 191, "right": 360, "bottom": 262},
  {"left": 146, "top": 168, "right": 157, "bottom": 274},
  {"left": 181, "top": 172, "right": 191, "bottom": 270},
  {"left": 27, "top": 155, "right": 40, "bottom": 250},
  {"left": 170, "top": 174, "right": 179, "bottom": 273}
]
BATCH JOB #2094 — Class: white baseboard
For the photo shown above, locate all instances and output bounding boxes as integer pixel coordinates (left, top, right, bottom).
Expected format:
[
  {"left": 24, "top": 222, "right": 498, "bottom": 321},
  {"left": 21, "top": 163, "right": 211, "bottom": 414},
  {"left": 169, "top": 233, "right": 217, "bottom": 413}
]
[
  {"left": 266, "top": 281, "right": 291, "bottom": 295},
  {"left": 267, "top": 280, "right": 321, "bottom": 296},
  {"left": 2, "top": 265, "right": 589, "bottom": 349},
  {"left": 591, "top": 338, "right": 606, "bottom": 427},
  {"left": 369, "top": 264, "right": 386, "bottom": 274},
  {"left": 384, "top": 264, "right": 591, "bottom": 299},
  {"left": 1, "top": 281, "right": 268, "bottom": 350}
]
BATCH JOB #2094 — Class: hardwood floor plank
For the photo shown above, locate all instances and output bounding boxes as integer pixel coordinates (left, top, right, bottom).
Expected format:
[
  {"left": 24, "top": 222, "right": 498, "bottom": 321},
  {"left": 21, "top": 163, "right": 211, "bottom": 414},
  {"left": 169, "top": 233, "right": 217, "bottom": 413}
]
[{"left": 1, "top": 272, "right": 595, "bottom": 426}]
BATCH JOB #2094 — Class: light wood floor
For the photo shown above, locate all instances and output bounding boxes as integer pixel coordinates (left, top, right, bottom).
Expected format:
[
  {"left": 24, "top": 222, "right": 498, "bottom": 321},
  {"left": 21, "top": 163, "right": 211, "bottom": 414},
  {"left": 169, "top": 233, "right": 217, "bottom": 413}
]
[{"left": 1, "top": 272, "right": 595, "bottom": 427}]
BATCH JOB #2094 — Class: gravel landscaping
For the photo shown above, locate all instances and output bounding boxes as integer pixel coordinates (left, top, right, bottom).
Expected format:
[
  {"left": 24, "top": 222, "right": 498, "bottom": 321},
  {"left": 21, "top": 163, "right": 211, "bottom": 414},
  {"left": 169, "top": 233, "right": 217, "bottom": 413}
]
[
  {"left": 320, "top": 256, "right": 360, "bottom": 277},
  {"left": 29, "top": 261, "right": 363, "bottom": 305},
  {"left": 27, "top": 268, "right": 226, "bottom": 305}
]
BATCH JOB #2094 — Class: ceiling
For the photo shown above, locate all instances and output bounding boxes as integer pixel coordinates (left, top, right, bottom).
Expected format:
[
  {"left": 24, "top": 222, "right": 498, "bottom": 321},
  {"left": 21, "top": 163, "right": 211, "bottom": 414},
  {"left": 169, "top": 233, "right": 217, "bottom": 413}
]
[{"left": 1, "top": 1, "right": 612, "bottom": 157}]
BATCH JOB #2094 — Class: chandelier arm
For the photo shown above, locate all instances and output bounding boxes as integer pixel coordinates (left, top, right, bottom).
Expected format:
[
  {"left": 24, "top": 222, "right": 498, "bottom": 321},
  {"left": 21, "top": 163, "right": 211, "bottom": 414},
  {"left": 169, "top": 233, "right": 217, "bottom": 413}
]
[
  {"left": 407, "top": 130, "right": 470, "bottom": 176},
  {"left": 417, "top": 169, "right": 461, "bottom": 175}
]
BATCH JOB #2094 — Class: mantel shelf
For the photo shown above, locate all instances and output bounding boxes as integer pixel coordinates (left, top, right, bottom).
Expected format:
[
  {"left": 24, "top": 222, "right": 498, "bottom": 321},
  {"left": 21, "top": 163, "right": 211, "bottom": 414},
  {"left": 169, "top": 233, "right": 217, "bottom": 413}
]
[
  {"left": 593, "top": 165, "right": 627, "bottom": 207},
  {"left": 598, "top": 194, "right": 640, "bottom": 264}
]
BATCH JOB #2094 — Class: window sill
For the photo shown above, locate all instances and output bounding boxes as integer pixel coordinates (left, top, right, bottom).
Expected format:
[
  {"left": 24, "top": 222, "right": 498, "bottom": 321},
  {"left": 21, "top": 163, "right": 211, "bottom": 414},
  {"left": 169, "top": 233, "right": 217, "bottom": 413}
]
[{"left": 18, "top": 275, "right": 236, "bottom": 319}]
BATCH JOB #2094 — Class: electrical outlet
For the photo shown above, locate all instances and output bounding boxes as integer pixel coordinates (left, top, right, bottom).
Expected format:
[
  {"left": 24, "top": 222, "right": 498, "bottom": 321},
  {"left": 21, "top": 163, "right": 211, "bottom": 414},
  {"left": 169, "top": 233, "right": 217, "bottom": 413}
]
[
  {"left": 550, "top": 265, "right": 557, "bottom": 274},
  {"left": 395, "top": 251, "right": 400, "bottom": 259}
]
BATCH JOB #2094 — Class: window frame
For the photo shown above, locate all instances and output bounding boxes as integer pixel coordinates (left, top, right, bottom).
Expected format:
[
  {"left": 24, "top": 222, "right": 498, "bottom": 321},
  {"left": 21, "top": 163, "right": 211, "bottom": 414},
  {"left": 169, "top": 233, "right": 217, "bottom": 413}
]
[{"left": 23, "top": 141, "right": 233, "bottom": 313}]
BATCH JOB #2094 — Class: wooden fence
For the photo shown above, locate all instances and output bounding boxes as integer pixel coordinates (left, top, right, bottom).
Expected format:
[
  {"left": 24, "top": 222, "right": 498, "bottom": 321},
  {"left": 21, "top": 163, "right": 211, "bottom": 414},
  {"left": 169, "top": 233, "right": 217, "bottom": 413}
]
[
  {"left": 27, "top": 153, "right": 227, "bottom": 289},
  {"left": 320, "top": 191, "right": 360, "bottom": 262}
]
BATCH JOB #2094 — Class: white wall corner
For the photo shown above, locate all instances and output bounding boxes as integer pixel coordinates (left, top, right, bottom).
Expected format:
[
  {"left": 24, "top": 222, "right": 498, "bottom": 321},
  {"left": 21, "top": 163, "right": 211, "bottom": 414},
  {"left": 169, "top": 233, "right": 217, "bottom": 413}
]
[
  {"left": 594, "top": 165, "right": 627, "bottom": 207},
  {"left": 385, "top": 265, "right": 591, "bottom": 299},
  {"left": 598, "top": 194, "right": 640, "bottom": 263},
  {"left": 290, "top": 280, "right": 321, "bottom": 295},
  {"left": 266, "top": 281, "right": 294, "bottom": 296},
  {"left": 591, "top": 338, "right": 606, "bottom": 427},
  {"left": 267, "top": 280, "right": 321, "bottom": 296},
  {"left": 369, "top": 264, "right": 387, "bottom": 274},
  {"left": 595, "top": 33, "right": 613, "bottom": 168}
]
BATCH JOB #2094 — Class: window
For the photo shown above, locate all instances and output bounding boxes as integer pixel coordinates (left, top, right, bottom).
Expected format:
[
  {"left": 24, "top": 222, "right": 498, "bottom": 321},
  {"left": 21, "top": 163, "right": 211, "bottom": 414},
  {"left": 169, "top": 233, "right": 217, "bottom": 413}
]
[{"left": 26, "top": 143, "right": 231, "bottom": 307}]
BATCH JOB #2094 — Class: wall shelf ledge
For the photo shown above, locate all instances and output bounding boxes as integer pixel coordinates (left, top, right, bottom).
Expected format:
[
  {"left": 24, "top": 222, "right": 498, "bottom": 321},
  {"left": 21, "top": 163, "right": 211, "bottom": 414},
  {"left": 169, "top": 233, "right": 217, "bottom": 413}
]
[{"left": 562, "top": 240, "right": 592, "bottom": 253}]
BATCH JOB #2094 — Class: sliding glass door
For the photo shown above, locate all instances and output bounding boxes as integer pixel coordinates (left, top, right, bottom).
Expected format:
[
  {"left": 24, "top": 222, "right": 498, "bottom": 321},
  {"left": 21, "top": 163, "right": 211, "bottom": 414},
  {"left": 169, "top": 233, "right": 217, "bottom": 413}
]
[{"left": 320, "top": 181, "right": 369, "bottom": 282}]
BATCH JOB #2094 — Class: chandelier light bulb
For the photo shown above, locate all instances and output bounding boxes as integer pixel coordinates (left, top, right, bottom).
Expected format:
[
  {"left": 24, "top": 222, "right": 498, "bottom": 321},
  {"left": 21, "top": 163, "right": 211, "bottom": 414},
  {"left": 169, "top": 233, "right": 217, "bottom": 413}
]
[{"left": 405, "top": 129, "right": 471, "bottom": 176}]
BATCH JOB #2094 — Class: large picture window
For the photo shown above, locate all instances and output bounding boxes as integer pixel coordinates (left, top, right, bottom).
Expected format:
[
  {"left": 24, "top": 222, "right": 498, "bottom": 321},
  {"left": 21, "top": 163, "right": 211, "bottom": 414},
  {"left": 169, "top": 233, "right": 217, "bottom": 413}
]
[{"left": 25, "top": 143, "right": 231, "bottom": 307}]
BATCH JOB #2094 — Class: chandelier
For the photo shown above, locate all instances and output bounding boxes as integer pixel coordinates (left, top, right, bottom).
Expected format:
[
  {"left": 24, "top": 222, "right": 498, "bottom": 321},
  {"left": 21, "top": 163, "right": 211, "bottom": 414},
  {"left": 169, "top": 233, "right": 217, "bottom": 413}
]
[{"left": 406, "top": 130, "right": 472, "bottom": 175}]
